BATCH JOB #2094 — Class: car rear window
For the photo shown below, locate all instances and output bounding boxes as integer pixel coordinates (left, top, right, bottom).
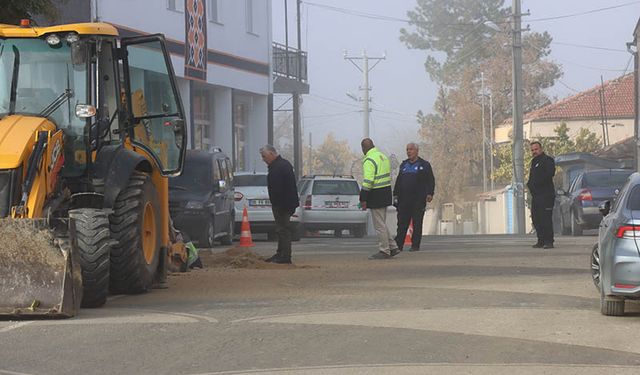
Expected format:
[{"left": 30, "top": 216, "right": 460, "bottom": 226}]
[
  {"left": 234, "top": 174, "right": 268, "bottom": 186},
  {"left": 583, "top": 171, "right": 632, "bottom": 188},
  {"left": 312, "top": 180, "right": 359, "bottom": 195}
]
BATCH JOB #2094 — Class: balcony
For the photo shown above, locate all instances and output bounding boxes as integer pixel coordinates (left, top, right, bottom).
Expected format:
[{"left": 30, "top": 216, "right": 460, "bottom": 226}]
[{"left": 272, "top": 42, "right": 309, "bottom": 94}]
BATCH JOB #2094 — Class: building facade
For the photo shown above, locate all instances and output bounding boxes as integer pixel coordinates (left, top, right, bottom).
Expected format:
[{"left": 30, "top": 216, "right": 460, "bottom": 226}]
[{"left": 53, "top": 0, "right": 273, "bottom": 172}]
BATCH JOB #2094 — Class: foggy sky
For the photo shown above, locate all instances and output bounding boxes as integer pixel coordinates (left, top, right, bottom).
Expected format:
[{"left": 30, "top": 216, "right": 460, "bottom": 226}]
[{"left": 272, "top": 0, "right": 640, "bottom": 158}]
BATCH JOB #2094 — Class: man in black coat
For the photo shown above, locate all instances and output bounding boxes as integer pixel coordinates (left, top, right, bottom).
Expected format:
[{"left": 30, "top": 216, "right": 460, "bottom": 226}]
[
  {"left": 527, "top": 141, "right": 556, "bottom": 249},
  {"left": 261, "top": 145, "right": 299, "bottom": 264},
  {"left": 393, "top": 142, "right": 435, "bottom": 252}
]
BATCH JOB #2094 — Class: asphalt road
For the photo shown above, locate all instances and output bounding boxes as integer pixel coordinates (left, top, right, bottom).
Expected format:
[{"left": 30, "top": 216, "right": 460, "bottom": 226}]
[{"left": 2, "top": 234, "right": 640, "bottom": 375}]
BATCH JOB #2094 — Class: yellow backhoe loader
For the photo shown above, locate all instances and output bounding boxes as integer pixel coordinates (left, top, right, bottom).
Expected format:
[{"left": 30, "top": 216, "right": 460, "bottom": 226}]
[{"left": 0, "top": 21, "right": 188, "bottom": 318}]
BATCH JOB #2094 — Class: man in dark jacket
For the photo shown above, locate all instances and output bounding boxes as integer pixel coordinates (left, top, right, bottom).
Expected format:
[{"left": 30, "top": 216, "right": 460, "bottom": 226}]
[
  {"left": 261, "top": 145, "right": 299, "bottom": 264},
  {"left": 393, "top": 142, "right": 435, "bottom": 252},
  {"left": 527, "top": 141, "right": 556, "bottom": 249}
]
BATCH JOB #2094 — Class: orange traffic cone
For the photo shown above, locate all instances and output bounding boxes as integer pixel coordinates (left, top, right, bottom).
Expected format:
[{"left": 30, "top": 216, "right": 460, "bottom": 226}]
[
  {"left": 239, "top": 207, "right": 254, "bottom": 247},
  {"left": 404, "top": 219, "right": 414, "bottom": 246}
]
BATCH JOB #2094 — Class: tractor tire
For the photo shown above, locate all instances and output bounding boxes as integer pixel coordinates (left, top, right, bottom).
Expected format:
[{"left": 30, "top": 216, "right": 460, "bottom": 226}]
[
  {"left": 109, "top": 172, "right": 161, "bottom": 294},
  {"left": 70, "top": 208, "right": 112, "bottom": 308}
]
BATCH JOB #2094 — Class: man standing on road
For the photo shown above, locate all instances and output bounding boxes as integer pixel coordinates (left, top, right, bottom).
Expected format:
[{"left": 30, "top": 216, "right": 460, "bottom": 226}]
[
  {"left": 527, "top": 141, "right": 556, "bottom": 249},
  {"left": 261, "top": 145, "right": 299, "bottom": 264},
  {"left": 393, "top": 142, "right": 435, "bottom": 252},
  {"left": 359, "top": 138, "right": 400, "bottom": 260}
]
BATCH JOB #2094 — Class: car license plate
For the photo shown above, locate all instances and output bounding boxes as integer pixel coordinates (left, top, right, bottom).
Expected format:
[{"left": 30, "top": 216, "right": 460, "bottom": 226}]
[
  {"left": 325, "top": 201, "right": 349, "bottom": 208},
  {"left": 250, "top": 199, "right": 271, "bottom": 206}
]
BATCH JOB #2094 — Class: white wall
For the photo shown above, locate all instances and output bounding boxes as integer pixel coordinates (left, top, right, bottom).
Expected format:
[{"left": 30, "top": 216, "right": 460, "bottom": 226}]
[{"left": 96, "top": 0, "right": 271, "bottom": 95}]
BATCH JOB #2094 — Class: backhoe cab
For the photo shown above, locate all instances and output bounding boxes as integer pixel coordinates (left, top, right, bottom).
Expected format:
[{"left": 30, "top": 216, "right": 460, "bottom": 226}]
[{"left": 0, "top": 21, "right": 187, "bottom": 318}]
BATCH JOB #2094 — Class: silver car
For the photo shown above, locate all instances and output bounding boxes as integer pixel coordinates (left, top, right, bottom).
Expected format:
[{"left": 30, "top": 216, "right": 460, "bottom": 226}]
[
  {"left": 298, "top": 175, "right": 368, "bottom": 237},
  {"left": 592, "top": 172, "right": 640, "bottom": 316},
  {"left": 233, "top": 172, "right": 301, "bottom": 241}
]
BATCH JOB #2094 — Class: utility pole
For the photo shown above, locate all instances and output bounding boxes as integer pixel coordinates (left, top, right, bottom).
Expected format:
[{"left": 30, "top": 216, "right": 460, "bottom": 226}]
[
  {"left": 344, "top": 50, "right": 386, "bottom": 139},
  {"left": 489, "top": 92, "right": 495, "bottom": 191},
  {"left": 511, "top": 0, "right": 526, "bottom": 234},
  {"left": 308, "top": 132, "right": 312, "bottom": 175},
  {"left": 481, "top": 72, "right": 487, "bottom": 193}
]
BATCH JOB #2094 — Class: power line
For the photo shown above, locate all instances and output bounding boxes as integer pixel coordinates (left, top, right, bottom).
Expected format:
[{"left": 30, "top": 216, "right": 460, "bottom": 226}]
[
  {"left": 552, "top": 41, "right": 628, "bottom": 53},
  {"left": 302, "top": 0, "right": 640, "bottom": 26},
  {"left": 526, "top": 38, "right": 630, "bottom": 72},
  {"left": 304, "top": 110, "right": 360, "bottom": 119},
  {"left": 526, "top": 1, "right": 640, "bottom": 22}
]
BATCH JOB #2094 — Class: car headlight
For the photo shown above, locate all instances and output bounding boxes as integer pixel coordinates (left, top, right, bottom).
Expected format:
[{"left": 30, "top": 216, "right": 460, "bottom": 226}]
[{"left": 185, "top": 201, "right": 204, "bottom": 209}]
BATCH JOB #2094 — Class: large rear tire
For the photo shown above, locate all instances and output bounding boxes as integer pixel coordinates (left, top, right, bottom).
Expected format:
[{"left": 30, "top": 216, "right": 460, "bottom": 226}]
[
  {"left": 109, "top": 172, "right": 161, "bottom": 294},
  {"left": 70, "top": 208, "right": 112, "bottom": 308}
]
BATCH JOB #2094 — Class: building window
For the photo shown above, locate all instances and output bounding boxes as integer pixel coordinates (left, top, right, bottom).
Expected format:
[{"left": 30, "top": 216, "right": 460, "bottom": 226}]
[
  {"left": 245, "top": 0, "right": 256, "bottom": 35},
  {"left": 167, "top": 0, "right": 184, "bottom": 12},
  {"left": 194, "top": 88, "right": 213, "bottom": 150},
  {"left": 208, "top": 0, "right": 221, "bottom": 24}
]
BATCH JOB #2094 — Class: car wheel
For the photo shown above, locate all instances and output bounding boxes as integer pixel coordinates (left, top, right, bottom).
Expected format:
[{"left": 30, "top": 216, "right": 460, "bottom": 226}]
[
  {"left": 220, "top": 215, "right": 234, "bottom": 246},
  {"left": 600, "top": 283, "right": 625, "bottom": 316},
  {"left": 352, "top": 224, "right": 366, "bottom": 238},
  {"left": 590, "top": 243, "right": 601, "bottom": 291},
  {"left": 291, "top": 223, "right": 301, "bottom": 241},
  {"left": 200, "top": 218, "right": 215, "bottom": 248},
  {"left": 560, "top": 213, "right": 571, "bottom": 235},
  {"left": 571, "top": 211, "right": 583, "bottom": 236}
]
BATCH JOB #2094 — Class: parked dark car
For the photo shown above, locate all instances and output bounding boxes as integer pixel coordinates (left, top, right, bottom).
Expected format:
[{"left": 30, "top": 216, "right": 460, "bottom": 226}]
[
  {"left": 557, "top": 169, "right": 633, "bottom": 236},
  {"left": 591, "top": 172, "right": 640, "bottom": 316},
  {"left": 169, "top": 149, "right": 235, "bottom": 247}
]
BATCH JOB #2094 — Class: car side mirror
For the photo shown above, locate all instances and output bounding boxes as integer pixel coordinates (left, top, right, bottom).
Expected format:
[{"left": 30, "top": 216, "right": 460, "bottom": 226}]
[{"left": 599, "top": 200, "right": 611, "bottom": 216}]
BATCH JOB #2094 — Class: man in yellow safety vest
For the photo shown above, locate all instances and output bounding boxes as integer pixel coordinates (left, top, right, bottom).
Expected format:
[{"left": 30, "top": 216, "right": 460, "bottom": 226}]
[{"left": 359, "top": 138, "right": 400, "bottom": 260}]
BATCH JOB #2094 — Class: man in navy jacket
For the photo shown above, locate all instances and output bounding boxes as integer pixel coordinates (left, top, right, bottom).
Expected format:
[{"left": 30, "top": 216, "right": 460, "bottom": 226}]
[{"left": 393, "top": 143, "right": 435, "bottom": 252}]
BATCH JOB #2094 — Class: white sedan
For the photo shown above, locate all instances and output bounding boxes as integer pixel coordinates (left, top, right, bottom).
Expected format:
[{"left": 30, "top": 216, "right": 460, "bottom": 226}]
[{"left": 233, "top": 172, "right": 301, "bottom": 241}]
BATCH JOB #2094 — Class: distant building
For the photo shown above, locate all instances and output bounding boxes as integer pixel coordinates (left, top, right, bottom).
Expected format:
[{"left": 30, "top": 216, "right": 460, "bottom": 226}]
[
  {"left": 495, "top": 73, "right": 634, "bottom": 146},
  {"left": 49, "top": 0, "right": 273, "bottom": 172}
]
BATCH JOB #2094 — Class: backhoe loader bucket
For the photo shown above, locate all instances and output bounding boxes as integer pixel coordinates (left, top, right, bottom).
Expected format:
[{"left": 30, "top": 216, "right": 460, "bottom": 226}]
[{"left": 0, "top": 219, "right": 82, "bottom": 318}]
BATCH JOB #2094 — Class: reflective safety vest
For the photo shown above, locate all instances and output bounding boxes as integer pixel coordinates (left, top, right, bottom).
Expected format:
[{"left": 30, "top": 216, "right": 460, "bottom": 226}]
[{"left": 362, "top": 147, "right": 392, "bottom": 191}]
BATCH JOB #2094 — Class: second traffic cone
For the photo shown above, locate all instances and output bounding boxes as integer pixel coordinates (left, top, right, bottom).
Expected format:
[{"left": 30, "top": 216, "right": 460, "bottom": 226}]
[
  {"left": 239, "top": 207, "right": 254, "bottom": 247},
  {"left": 404, "top": 219, "right": 414, "bottom": 246}
]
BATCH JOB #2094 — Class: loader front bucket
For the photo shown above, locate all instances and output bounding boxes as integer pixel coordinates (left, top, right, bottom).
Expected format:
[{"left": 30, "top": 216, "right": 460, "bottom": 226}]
[{"left": 0, "top": 219, "right": 82, "bottom": 318}]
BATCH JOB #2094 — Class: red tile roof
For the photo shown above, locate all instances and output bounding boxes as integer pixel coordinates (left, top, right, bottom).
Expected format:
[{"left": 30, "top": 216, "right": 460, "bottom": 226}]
[{"left": 522, "top": 73, "right": 634, "bottom": 123}]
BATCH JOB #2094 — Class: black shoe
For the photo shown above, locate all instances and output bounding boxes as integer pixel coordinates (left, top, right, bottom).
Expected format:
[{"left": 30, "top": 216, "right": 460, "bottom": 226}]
[
  {"left": 532, "top": 243, "right": 544, "bottom": 248},
  {"left": 409, "top": 247, "right": 420, "bottom": 252},
  {"left": 543, "top": 244, "right": 554, "bottom": 249},
  {"left": 390, "top": 248, "right": 401, "bottom": 257},
  {"left": 272, "top": 257, "right": 292, "bottom": 264},
  {"left": 265, "top": 254, "right": 278, "bottom": 263},
  {"left": 368, "top": 251, "right": 391, "bottom": 260}
]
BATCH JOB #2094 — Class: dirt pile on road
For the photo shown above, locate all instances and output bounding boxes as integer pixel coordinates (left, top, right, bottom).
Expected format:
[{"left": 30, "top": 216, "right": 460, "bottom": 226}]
[{"left": 200, "top": 247, "right": 279, "bottom": 269}]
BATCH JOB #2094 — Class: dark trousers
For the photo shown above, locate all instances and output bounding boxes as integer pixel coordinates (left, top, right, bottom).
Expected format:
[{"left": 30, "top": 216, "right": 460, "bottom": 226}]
[
  {"left": 395, "top": 203, "right": 426, "bottom": 250},
  {"left": 531, "top": 195, "right": 555, "bottom": 245},
  {"left": 272, "top": 206, "right": 292, "bottom": 260}
]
